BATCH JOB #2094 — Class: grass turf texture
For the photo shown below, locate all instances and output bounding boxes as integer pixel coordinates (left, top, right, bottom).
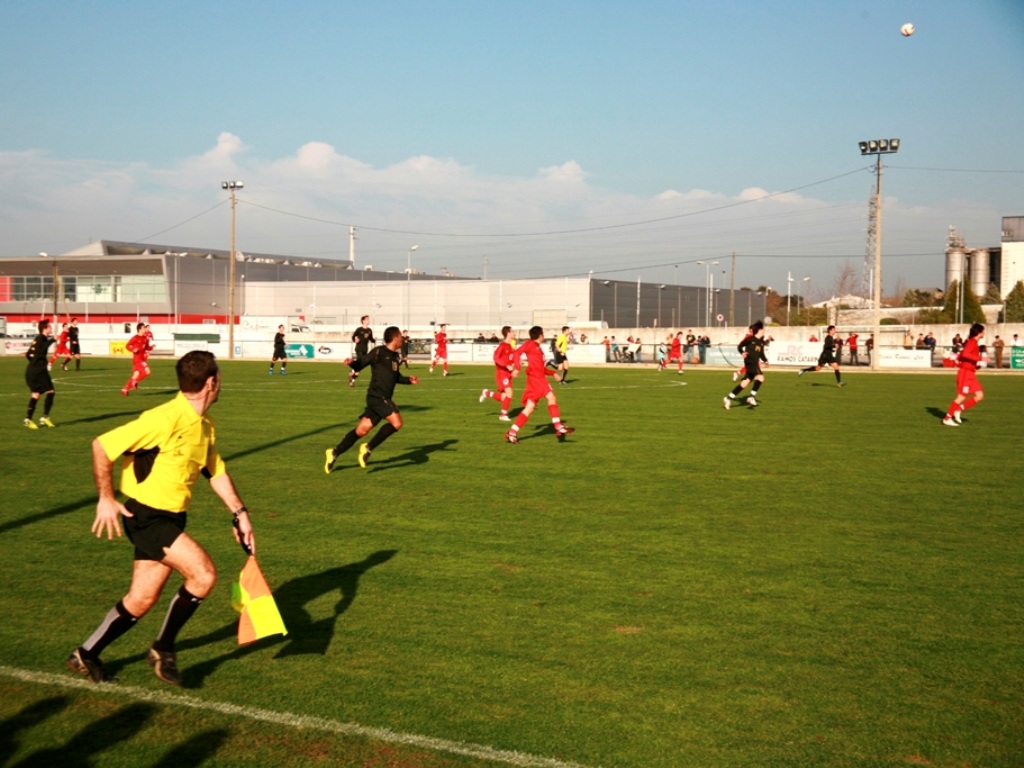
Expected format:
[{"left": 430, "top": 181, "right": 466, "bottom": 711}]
[{"left": 0, "top": 357, "right": 1021, "bottom": 768}]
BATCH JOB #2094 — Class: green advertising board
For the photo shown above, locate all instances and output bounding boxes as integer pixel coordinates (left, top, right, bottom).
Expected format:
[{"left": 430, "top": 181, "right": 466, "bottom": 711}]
[
  {"left": 1012, "top": 347, "right": 1024, "bottom": 370},
  {"left": 286, "top": 343, "right": 315, "bottom": 360}
]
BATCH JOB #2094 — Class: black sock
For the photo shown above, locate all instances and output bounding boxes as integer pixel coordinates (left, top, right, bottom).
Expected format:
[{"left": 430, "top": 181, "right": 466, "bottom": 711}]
[
  {"left": 26, "top": 398, "right": 37, "bottom": 420},
  {"left": 152, "top": 586, "right": 204, "bottom": 653},
  {"left": 834, "top": 370, "right": 842, "bottom": 383},
  {"left": 729, "top": 385, "right": 743, "bottom": 398},
  {"left": 75, "top": 358, "right": 80, "bottom": 370},
  {"left": 368, "top": 422, "right": 398, "bottom": 451},
  {"left": 82, "top": 601, "right": 139, "bottom": 658},
  {"left": 334, "top": 429, "right": 359, "bottom": 456},
  {"left": 43, "top": 392, "right": 54, "bottom": 416}
]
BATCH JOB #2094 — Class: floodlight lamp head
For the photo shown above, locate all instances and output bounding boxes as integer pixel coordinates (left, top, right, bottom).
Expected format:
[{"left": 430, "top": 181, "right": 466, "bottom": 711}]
[
  {"left": 868, "top": 140, "right": 879, "bottom": 152},
  {"left": 889, "top": 138, "right": 900, "bottom": 152},
  {"left": 221, "top": 181, "right": 228, "bottom": 189},
  {"left": 859, "top": 141, "right": 869, "bottom": 154}
]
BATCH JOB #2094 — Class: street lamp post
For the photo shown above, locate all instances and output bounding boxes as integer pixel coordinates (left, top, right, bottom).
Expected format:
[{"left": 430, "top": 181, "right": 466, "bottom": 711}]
[
  {"left": 858, "top": 138, "right": 900, "bottom": 369},
  {"left": 786, "top": 272, "right": 794, "bottom": 326},
  {"left": 221, "top": 180, "right": 244, "bottom": 359},
  {"left": 406, "top": 244, "right": 419, "bottom": 329},
  {"left": 696, "top": 260, "right": 719, "bottom": 326}
]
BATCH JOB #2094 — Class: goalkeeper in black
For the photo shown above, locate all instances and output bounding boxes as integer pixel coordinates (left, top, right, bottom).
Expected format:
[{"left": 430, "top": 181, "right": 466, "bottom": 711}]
[
  {"left": 724, "top": 321, "right": 768, "bottom": 409},
  {"left": 326, "top": 326, "right": 419, "bottom": 472}
]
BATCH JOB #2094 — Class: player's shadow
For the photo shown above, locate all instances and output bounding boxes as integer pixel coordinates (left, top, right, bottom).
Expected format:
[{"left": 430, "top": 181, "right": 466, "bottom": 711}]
[
  {"left": 367, "top": 438, "right": 458, "bottom": 472},
  {"left": 55, "top": 410, "right": 139, "bottom": 426},
  {"left": 224, "top": 423, "right": 348, "bottom": 463},
  {"left": 0, "top": 696, "right": 70, "bottom": 764},
  {"left": 925, "top": 406, "right": 949, "bottom": 421},
  {"left": 151, "top": 728, "right": 231, "bottom": 767},
  {"left": 9, "top": 702, "right": 157, "bottom": 768},
  {"left": 0, "top": 496, "right": 96, "bottom": 536},
  {"left": 136, "top": 549, "right": 399, "bottom": 688}
]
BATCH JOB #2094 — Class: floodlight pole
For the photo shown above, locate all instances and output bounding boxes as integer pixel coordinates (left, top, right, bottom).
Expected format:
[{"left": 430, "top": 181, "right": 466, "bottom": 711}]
[
  {"left": 221, "top": 180, "right": 244, "bottom": 359},
  {"left": 858, "top": 139, "right": 899, "bottom": 371}
]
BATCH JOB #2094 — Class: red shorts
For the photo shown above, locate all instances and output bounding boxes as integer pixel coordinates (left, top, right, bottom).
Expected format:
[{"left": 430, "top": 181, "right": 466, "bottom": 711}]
[
  {"left": 522, "top": 377, "right": 553, "bottom": 405},
  {"left": 668, "top": 351, "right": 682, "bottom": 362},
  {"left": 494, "top": 369, "right": 512, "bottom": 391},
  {"left": 134, "top": 361, "right": 151, "bottom": 377},
  {"left": 54, "top": 345, "right": 70, "bottom": 356},
  {"left": 956, "top": 367, "right": 981, "bottom": 396}
]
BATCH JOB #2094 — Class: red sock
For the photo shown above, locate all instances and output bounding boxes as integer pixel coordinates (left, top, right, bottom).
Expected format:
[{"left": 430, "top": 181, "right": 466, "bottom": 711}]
[
  {"left": 500, "top": 395, "right": 511, "bottom": 413},
  {"left": 547, "top": 403, "right": 561, "bottom": 424},
  {"left": 513, "top": 412, "right": 528, "bottom": 430},
  {"left": 961, "top": 398, "right": 978, "bottom": 412}
]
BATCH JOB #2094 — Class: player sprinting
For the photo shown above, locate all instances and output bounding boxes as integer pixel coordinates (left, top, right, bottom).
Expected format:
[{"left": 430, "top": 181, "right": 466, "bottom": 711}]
[
  {"left": 504, "top": 326, "right": 573, "bottom": 444},
  {"left": 50, "top": 322, "right": 73, "bottom": 371},
  {"left": 659, "top": 331, "right": 685, "bottom": 373},
  {"left": 24, "top": 319, "right": 57, "bottom": 428},
  {"left": 799, "top": 325, "right": 845, "bottom": 387},
  {"left": 269, "top": 325, "right": 287, "bottom": 375},
  {"left": 479, "top": 325, "right": 518, "bottom": 421},
  {"left": 724, "top": 321, "right": 768, "bottom": 409},
  {"left": 122, "top": 323, "right": 155, "bottom": 396},
  {"left": 430, "top": 323, "right": 449, "bottom": 375},
  {"left": 325, "top": 326, "right": 420, "bottom": 472},
  {"left": 943, "top": 323, "right": 985, "bottom": 427}
]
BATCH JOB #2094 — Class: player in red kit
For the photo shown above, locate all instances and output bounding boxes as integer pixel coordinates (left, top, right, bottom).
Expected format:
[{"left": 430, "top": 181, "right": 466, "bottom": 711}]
[
  {"left": 943, "top": 323, "right": 985, "bottom": 427},
  {"left": 504, "top": 326, "right": 573, "bottom": 444},
  {"left": 658, "top": 331, "right": 684, "bottom": 373},
  {"left": 122, "top": 323, "right": 155, "bottom": 396},
  {"left": 430, "top": 324, "right": 449, "bottom": 375},
  {"left": 479, "top": 326, "right": 517, "bottom": 421},
  {"left": 50, "top": 322, "right": 73, "bottom": 371}
]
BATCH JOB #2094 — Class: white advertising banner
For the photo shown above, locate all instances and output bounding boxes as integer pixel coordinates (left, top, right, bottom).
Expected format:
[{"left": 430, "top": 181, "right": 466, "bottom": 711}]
[{"left": 877, "top": 347, "right": 932, "bottom": 369}]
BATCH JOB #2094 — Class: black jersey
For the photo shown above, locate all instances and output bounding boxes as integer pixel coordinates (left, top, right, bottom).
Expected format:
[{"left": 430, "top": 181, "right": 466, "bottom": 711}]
[
  {"left": 818, "top": 335, "right": 838, "bottom": 365},
  {"left": 352, "top": 326, "right": 375, "bottom": 356},
  {"left": 739, "top": 335, "right": 767, "bottom": 373},
  {"left": 67, "top": 325, "right": 80, "bottom": 351},
  {"left": 350, "top": 345, "right": 411, "bottom": 401},
  {"left": 273, "top": 332, "right": 285, "bottom": 350},
  {"left": 25, "top": 333, "right": 53, "bottom": 368}
]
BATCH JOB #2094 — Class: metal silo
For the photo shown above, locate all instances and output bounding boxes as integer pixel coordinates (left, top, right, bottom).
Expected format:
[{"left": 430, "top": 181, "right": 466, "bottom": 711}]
[
  {"left": 945, "top": 226, "right": 966, "bottom": 291},
  {"left": 970, "top": 248, "right": 990, "bottom": 298}
]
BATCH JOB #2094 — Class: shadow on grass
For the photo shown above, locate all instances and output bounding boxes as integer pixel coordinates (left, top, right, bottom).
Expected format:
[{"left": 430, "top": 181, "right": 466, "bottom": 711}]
[
  {"left": 9, "top": 702, "right": 157, "bottom": 768},
  {"left": 55, "top": 410, "right": 139, "bottom": 426},
  {"left": 366, "top": 438, "right": 458, "bottom": 472},
  {"left": 0, "top": 696, "right": 70, "bottom": 764},
  {"left": 224, "top": 423, "right": 347, "bottom": 463},
  {"left": 151, "top": 728, "right": 230, "bottom": 768},
  {"left": 109, "top": 550, "right": 399, "bottom": 688},
  {"left": 0, "top": 496, "right": 96, "bottom": 536}
]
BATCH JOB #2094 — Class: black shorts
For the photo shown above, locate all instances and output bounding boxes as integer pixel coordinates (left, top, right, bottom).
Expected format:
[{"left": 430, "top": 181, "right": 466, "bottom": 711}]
[
  {"left": 70, "top": 342, "right": 81, "bottom": 354},
  {"left": 818, "top": 352, "right": 837, "bottom": 366},
  {"left": 123, "top": 499, "right": 187, "bottom": 561},
  {"left": 25, "top": 365, "right": 53, "bottom": 394},
  {"left": 553, "top": 350, "right": 567, "bottom": 365},
  {"left": 362, "top": 396, "right": 398, "bottom": 425},
  {"left": 742, "top": 365, "right": 761, "bottom": 380},
  {"left": 272, "top": 347, "right": 286, "bottom": 361}
]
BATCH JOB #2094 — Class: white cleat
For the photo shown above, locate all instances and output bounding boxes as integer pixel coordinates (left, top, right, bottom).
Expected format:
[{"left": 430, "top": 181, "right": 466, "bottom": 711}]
[
  {"left": 479, "top": 389, "right": 488, "bottom": 403},
  {"left": 942, "top": 417, "right": 959, "bottom": 427},
  {"left": 952, "top": 410, "right": 962, "bottom": 424},
  {"left": 747, "top": 397, "right": 758, "bottom": 407},
  {"left": 498, "top": 414, "right": 511, "bottom": 422},
  {"left": 723, "top": 396, "right": 731, "bottom": 410}
]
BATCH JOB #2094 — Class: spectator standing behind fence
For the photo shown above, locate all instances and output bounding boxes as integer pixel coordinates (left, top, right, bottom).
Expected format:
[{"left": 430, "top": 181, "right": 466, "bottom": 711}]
[
  {"left": 951, "top": 333, "right": 963, "bottom": 354},
  {"left": 847, "top": 332, "right": 860, "bottom": 366},
  {"left": 685, "top": 331, "right": 696, "bottom": 363},
  {"left": 992, "top": 335, "right": 1005, "bottom": 368}
]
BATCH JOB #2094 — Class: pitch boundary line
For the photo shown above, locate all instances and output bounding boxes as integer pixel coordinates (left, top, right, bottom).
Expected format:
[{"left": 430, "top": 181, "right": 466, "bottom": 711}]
[{"left": 0, "top": 665, "right": 601, "bottom": 768}]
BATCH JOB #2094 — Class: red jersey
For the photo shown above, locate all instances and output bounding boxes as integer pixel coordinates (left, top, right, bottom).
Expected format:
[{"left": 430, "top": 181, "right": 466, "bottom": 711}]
[
  {"left": 957, "top": 337, "right": 981, "bottom": 370},
  {"left": 125, "top": 333, "right": 153, "bottom": 363},
  {"left": 493, "top": 341, "right": 515, "bottom": 372},
  {"left": 434, "top": 331, "right": 448, "bottom": 354},
  {"left": 514, "top": 339, "right": 556, "bottom": 381},
  {"left": 54, "top": 330, "right": 70, "bottom": 354}
]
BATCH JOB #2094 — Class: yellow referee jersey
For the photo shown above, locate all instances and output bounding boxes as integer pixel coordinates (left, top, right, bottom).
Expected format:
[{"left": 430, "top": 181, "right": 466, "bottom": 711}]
[{"left": 97, "top": 392, "right": 226, "bottom": 513}]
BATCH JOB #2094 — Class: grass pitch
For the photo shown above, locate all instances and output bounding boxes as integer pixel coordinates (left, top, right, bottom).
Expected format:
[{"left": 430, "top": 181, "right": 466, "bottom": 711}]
[{"left": 1, "top": 357, "right": 1022, "bottom": 767}]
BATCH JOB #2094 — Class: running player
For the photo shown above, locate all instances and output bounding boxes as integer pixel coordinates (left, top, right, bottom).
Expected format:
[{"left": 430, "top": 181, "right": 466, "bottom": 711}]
[
  {"left": 724, "top": 321, "right": 768, "bottom": 409},
  {"left": 122, "top": 323, "right": 155, "bottom": 396},
  {"left": 325, "top": 326, "right": 420, "bottom": 472},
  {"left": 430, "top": 324, "right": 449, "bottom": 375},
  {"left": 348, "top": 315, "right": 375, "bottom": 387},
  {"left": 479, "top": 326, "right": 518, "bottom": 421},
  {"left": 799, "top": 325, "right": 845, "bottom": 387},
  {"left": 659, "top": 331, "right": 685, "bottom": 373},
  {"left": 943, "top": 323, "right": 985, "bottom": 427},
  {"left": 504, "top": 326, "right": 573, "bottom": 444},
  {"left": 24, "top": 319, "right": 57, "bottom": 428},
  {"left": 269, "top": 325, "right": 287, "bottom": 375},
  {"left": 50, "top": 322, "right": 72, "bottom": 371}
]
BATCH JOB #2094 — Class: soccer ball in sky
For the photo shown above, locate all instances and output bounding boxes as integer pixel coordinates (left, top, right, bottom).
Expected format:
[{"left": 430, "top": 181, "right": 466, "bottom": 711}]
[{"left": 900, "top": 23, "right": 915, "bottom": 37}]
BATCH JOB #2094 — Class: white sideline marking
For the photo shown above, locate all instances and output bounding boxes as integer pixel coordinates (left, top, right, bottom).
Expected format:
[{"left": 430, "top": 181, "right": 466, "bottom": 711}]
[{"left": 0, "top": 665, "right": 600, "bottom": 768}]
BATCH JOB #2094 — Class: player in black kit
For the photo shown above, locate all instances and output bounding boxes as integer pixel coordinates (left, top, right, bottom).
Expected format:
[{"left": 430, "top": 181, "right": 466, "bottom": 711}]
[
  {"left": 724, "top": 321, "right": 768, "bottom": 410},
  {"left": 68, "top": 317, "right": 82, "bottom": 370},
  {"left": 326, "top": 326, "right": 420, "bottom": 472},
  {"left": 799, "top": 325, "right": 845, "bottom": 387},
  {"left": 24, "top": 319, "right": 57, "bottom": 428},
  {"left": 269, "top": 325, "right": 287, "bottom": 375},
  {"left": 348, "top": 315, "right": 375, "bottom": 387}
]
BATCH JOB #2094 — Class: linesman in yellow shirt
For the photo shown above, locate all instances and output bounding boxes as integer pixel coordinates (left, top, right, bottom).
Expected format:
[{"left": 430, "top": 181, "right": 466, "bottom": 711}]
[{"left": 67, "top": 350, "right": 256, "bottom": 686}]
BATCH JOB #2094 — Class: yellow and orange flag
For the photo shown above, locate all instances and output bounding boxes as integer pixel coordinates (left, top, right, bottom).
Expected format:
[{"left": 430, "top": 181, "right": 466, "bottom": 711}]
[{"left": 231, "top": 556, "right": 287, "bottom": 645}]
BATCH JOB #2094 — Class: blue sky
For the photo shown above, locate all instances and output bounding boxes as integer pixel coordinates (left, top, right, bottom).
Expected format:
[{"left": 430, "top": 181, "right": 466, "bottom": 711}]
[{"left": 1, "top": 0, "right": 1021, "bottom": 298}]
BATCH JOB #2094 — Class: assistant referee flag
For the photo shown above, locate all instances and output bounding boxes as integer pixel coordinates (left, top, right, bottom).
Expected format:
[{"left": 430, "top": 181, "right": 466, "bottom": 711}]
[{"left": 232, "top": 556, "right": 287, "bottom": 645}]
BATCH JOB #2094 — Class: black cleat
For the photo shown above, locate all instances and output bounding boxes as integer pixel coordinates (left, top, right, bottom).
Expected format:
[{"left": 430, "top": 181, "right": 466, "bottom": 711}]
[
  {"left": 147, "top": 647, "right": 182, "bottom": 686},
  {"left": 67, "top": 648, "right": 115, "bottom": 683}
]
